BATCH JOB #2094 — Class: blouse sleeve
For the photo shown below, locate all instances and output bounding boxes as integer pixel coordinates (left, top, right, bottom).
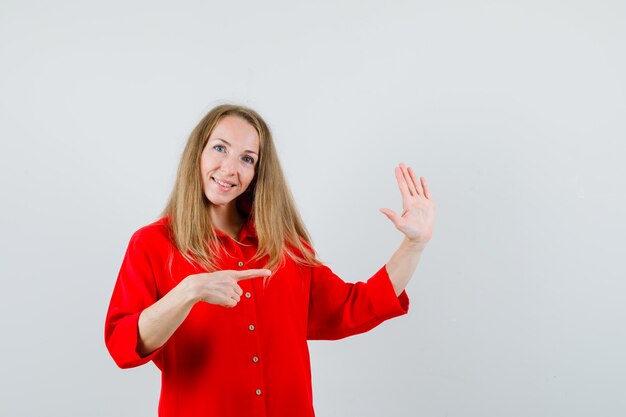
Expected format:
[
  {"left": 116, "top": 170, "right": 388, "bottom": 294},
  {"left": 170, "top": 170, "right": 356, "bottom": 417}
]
[
  {"left": 104, "top": 229, "right": 164, "bottom": 368},
  {"left": 306, "top": 264, "right": 410, "bottom": 340}
]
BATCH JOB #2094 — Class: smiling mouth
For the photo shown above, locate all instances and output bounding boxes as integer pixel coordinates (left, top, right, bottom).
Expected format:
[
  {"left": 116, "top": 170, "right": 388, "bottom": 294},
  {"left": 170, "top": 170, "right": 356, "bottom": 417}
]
[{"left": 212, "top": 177, "right": 236, "bottom": 188}]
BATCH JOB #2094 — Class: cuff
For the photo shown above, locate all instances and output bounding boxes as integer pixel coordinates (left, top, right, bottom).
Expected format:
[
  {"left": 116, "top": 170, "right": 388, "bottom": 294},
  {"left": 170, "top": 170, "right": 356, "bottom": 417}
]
[
  {"left": 367, "top": 265, "right": 410, "bottom": 319},
  {"left": 106, "top": 312, "right": 163, "bottom": 369}
]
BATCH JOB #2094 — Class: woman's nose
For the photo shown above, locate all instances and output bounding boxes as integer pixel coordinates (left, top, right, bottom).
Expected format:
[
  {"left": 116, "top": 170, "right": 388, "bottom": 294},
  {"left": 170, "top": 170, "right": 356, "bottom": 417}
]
[{"left": 219, "top": 154, "right": 237, "bottom": 174}]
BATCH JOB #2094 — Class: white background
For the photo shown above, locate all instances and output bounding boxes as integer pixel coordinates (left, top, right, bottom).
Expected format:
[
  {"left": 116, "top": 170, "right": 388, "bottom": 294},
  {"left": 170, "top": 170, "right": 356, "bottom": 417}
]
[{"left": 1, "top": 1, "right": 625, "bottom": 416}]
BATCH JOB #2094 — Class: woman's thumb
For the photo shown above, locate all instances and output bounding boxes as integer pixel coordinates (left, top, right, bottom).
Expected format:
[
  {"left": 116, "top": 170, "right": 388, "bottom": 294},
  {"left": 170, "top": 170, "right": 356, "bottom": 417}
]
[{"left": 379, "top": 208, "right": 398, "bottom": 224}]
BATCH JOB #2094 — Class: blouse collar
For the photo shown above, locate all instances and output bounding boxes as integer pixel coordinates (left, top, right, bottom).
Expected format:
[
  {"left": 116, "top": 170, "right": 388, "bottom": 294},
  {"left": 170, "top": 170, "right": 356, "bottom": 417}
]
[{"left": 214, "top": 217, "right": 257, "bottom": 243}]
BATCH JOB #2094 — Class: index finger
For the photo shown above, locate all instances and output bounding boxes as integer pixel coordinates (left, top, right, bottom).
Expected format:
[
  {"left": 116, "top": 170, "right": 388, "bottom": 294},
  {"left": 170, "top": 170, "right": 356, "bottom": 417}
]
[{"left": 234, "top": 269, "right": 273, "bottom": 281}]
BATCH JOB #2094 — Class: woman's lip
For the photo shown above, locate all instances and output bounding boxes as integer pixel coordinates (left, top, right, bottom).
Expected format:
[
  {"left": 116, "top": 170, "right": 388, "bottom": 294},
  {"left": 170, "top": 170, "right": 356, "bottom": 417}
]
[{"left": 212, "top": 177, "right": 236, "bottom": 190}]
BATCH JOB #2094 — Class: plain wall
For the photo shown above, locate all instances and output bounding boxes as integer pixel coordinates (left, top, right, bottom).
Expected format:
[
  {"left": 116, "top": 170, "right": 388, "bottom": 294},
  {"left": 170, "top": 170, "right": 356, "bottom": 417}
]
[{"left": 1, "top": 0, "right": 625, "bottom": 416}]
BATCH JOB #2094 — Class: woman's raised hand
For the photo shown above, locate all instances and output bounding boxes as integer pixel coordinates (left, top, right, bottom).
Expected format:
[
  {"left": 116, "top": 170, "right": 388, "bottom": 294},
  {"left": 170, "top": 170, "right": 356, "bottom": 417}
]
[
  {"left": 380, "top": 163, "right": 436, "bottom": 248},
  {"left": 185, "top": 269, "right": 272, "bottom": 308}
]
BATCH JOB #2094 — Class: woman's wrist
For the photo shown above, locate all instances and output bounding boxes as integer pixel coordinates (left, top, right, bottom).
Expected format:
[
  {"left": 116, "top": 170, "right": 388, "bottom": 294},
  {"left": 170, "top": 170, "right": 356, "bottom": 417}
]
[
  {"left": 179, "top": 275, "right": 201, "bottom": 306},
  {"left": 401, "top": 237, "right": 428, "bottom": 253}
]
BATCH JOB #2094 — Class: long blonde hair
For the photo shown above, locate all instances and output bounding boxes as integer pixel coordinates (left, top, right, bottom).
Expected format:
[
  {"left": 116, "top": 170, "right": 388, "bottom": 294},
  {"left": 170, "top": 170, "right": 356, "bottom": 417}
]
[{"left": 162, "top": 104, "right": 319, "bottom": 271}]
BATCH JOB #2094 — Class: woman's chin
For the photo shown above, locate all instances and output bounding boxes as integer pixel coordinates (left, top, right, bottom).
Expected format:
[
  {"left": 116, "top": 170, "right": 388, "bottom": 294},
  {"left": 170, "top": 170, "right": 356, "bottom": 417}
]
[{"left": 205, "top": 192, "right": 240, "bottom": 209}]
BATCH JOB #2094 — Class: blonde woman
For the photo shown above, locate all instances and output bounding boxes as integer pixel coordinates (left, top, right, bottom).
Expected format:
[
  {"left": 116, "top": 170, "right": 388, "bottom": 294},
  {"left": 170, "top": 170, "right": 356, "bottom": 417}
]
[{"left": 104, "top": 104, "right": 436, "bottom": 417}]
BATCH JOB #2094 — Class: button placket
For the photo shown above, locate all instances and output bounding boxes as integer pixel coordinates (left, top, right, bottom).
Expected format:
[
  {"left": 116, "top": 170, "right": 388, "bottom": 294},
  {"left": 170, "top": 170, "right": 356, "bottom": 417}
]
[
  {"left": 230, "top": 239, "right": 265, "bottom": 406},
  {"left": 240, "top": 269, "right": 263, "bottom": 403}
]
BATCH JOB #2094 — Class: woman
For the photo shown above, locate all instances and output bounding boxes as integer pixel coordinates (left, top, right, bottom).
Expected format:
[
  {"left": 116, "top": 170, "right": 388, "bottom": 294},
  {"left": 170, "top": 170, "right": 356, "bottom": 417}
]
[{"left": 105, "top": 104, "right": 436, "bottom": 417}]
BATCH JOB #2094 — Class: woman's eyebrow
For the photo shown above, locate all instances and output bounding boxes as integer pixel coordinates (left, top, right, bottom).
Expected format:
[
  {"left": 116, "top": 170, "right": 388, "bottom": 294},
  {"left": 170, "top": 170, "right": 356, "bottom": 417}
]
[{"left": 213, "top": 138, "right": 258, "bottom": 155}]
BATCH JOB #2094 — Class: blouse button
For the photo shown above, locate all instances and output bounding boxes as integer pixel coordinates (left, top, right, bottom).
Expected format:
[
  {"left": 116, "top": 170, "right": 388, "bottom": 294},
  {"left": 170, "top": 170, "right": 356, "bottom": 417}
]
[
  {"left": 252, "top": 356, "right": 259, "bottom": 363},
  {"left": 237, "top": 261, "right": 244, "bottom": 267},
  {"left": 248, "top": 324, "right": 255, "bottom": 331},
  {"left": 245, "top": 292, "right": 251, "bottom": 299},
  {"left": 255, "top": 389, "right": 262, "bottom": 396}
]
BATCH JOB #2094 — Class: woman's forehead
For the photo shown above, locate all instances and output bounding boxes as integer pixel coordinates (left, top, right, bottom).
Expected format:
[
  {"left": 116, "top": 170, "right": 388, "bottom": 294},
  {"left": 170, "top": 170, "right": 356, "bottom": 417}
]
[{"left": 210, "top": 115, "right": 260, "bottom": 151}]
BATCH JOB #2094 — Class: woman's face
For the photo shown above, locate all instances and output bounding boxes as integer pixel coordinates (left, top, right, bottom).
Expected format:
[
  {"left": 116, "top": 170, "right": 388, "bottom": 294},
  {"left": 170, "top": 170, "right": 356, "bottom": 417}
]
[{"left": 200, "top": 115, "right": 260, "bottom": 209}]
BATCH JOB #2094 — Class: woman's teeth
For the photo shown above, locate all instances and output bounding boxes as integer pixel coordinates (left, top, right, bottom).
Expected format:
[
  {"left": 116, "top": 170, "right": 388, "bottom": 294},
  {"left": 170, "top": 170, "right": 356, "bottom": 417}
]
[{"left": 214, "top": 178, "right": 234, "bottom": 187}]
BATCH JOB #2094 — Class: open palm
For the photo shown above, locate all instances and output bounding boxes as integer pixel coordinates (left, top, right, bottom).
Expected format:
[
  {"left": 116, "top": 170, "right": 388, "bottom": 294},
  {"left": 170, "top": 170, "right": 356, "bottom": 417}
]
[{"left": 380, "top": 164, "right": 436, "bottom": 246}]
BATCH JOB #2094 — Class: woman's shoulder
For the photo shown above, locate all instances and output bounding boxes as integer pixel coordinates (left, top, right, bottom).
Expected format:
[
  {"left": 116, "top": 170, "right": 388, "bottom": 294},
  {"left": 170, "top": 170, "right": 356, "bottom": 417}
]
[
  {"left": 284, "top": 237, "right": 322, "bottom": 268},
  {"left": 128, "top": 216, "right": 173, "bottom": 249}
]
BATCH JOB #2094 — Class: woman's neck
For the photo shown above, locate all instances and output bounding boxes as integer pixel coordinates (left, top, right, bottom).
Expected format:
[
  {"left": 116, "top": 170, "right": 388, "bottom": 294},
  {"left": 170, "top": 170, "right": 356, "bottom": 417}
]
[{"left": 209, "top": 203, "right": 245, "bottom": 240}]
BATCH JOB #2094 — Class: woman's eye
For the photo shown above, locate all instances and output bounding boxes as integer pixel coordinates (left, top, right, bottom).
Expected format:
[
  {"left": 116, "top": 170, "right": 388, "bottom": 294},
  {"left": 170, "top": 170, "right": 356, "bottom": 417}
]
[
  {"left": 213, "top": 145, "right": 225, "bottom": 152},
  {"left": 242, "top": 156, "right": 255, "bottom": 165}
]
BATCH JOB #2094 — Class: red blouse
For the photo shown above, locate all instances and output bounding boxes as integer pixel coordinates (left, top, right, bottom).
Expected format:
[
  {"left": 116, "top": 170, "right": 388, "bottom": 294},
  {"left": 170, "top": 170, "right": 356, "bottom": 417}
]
[{"left": 104, "top": 217, "right": 409, "bottom": 417}]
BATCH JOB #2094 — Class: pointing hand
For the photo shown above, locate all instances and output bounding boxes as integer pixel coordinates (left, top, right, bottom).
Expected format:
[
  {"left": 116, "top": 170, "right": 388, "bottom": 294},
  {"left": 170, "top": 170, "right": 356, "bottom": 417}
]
[{"left": 186, "top": 269, "right": 272, "bottom": 307}]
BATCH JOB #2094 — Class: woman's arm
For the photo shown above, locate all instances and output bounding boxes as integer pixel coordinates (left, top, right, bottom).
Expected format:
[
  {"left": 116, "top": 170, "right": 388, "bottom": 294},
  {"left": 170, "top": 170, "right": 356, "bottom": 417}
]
[
  {"left": 384, "top": 238, "right": 426, "bottom": 296},
  {"left": 136, "top": 279, "right": 197, "bottom": 357},
  {"left": 136, "top": 269, "right": 271, "bottom": 357},
  {"left": 380, "top": 164, "right": 436, "bottom": 296}
]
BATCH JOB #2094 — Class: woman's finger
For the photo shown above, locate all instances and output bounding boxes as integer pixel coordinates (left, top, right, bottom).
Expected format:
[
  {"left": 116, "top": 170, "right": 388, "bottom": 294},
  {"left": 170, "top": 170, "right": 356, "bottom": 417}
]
[
  {"left": 400, "top": 164, "right": 417, "bottom": 196},
  {"left": 380, "top": 208, "right": 401, "bottom": 227},
  {"left": 234, "top": 269, "right": 272, "bottom": 281},
  {"left": 233, "top": 285, "right": 243, "bottom": 296},
  {"left": 421, "top": 176, "right": 432, "bottom": 200},
  {"left": 224, "top": 297, "right": 238, "bottom": 308},
  {"left": 395, "top": 166, "right": 411, "bottom": 200},
  {"left": 220, "top": 287, "right": 238, "bottom": 307},
  {"left": 408, "top": 167, "right": 423, "bottom": 196}
]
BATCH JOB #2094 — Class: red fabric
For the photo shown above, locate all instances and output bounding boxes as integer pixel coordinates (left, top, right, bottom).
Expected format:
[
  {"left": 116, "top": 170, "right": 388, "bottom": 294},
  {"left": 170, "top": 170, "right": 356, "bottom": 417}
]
[{"left": 105, "top": 217, "right": 409, "bottom": 417}]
